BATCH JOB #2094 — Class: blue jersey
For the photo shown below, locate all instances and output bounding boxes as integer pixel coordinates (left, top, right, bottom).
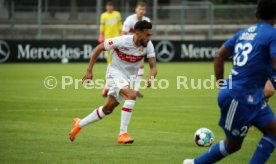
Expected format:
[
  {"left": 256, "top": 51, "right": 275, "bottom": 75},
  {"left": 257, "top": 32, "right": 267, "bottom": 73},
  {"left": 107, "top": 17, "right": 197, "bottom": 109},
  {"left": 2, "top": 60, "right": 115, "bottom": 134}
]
[{"left": 224, "top": 22, "right": 276, "bottom": 105}]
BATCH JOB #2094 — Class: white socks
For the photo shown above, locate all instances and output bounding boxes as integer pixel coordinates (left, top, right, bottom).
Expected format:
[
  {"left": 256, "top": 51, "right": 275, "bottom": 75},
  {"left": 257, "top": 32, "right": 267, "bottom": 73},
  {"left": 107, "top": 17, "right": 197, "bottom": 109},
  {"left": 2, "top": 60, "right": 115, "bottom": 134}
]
[
  {"left": 78, "top": 100, "right": 136, "bottom": 135},
  {"left": 120, "top": 100, "right": 136, "bottom": 135},
  {"left": 79, "top": 106, "right": 106, "bottom": 128},
  {"left": 134, "top": 68, "right": 144, "bottom": 92}
]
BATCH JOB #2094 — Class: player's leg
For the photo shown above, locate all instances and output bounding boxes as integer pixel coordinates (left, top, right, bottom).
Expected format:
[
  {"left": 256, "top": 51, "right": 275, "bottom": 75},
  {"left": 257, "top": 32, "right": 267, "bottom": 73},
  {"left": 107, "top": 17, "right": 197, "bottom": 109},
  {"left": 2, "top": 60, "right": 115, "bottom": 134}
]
[
  {"left": 69, "top": 95, "right": 119, "bottom": 142},
  {"left": 190, "top": 127, "right": 245, "bottom": 163},
  {"left": 264, "top": 80, "right": 275, "bottom": 101},
  {"left": 79, "top": 95, "right": 119, "bottom": 127},
  {"left": 249, "top": 102, "right": 276, "bottom": 164},
  {"left": 134, "top": 59, "right": 144, "bottom": 98},
  {"left": 105, "top": 71, "right": 136, "bottom": 144},
  {"left": 184, "top": 138, "right": 243, "bottom": 164},
  {"left": 184, "top": 138, "right": 244, "bottom": 164},
  {"left": 118, "top": 87, "right": 137, "bottom": 144}
]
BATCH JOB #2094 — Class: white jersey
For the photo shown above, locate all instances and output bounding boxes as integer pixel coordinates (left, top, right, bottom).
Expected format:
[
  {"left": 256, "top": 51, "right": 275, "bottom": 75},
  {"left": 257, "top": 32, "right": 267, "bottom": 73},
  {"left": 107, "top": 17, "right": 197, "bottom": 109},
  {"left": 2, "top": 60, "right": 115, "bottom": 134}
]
[
  {"left": 122, "top": 14, "right": 151, "bottom": 34},
  {"left": 104, "top": 35, "right": 155, "bottom": 76}
]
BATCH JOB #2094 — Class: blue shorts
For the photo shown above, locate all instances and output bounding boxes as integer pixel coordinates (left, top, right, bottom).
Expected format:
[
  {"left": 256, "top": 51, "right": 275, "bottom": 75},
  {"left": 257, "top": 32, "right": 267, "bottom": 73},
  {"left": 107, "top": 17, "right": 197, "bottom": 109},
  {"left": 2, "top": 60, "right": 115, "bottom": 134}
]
[{"left": 218, "top": 89, "right": 275, "bottom": 140}]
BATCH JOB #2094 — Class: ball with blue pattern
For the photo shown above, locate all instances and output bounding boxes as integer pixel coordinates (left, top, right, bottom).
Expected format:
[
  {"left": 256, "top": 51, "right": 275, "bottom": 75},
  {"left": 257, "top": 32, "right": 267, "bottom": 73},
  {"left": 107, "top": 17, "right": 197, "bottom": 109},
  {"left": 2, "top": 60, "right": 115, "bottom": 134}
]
[{"left": 194, "top": 128, "right": 215, "bottom": 147}]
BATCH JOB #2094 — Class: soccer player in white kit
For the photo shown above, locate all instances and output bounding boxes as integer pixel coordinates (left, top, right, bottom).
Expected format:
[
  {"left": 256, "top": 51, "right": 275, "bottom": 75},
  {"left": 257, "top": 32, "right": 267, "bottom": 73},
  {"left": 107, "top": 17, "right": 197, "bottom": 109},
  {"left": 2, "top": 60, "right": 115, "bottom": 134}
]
[
  {"left": 122, "top": 1, "right": 150, "bottom": 98},
  {"left": 69, "top": 20, "right": 157, "bottom": 144}
]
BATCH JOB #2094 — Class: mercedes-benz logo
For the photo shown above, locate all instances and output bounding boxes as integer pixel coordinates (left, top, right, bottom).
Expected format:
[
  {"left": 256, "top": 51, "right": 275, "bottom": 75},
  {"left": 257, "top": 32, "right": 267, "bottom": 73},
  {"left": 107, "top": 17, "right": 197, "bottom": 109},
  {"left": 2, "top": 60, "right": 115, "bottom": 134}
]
[
  {"left": 155, "top": 41, "right": 175, "bottom": 62},
  {"left": 0, "top": 40, "right": 10, "bottom": 63}
]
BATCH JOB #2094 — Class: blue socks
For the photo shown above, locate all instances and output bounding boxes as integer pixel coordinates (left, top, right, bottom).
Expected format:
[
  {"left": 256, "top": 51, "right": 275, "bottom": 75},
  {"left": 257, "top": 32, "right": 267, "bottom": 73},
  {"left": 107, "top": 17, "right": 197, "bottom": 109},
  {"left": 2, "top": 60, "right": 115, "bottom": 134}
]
[
  {"left": 194, "top": 140, "right": 229, "bottom": 164},
  {"left": 193, "top": 136, "right": 275, "bottom": 164},
  {"left": 250, "top": 136, "right": 276, "bottom": 164}
]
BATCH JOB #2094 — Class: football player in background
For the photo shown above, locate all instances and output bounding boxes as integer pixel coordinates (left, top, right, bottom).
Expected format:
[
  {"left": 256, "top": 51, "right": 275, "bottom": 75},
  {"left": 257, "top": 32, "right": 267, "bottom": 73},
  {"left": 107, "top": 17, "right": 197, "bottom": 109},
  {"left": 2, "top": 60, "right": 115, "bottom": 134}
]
[{"left": 122, "top": 1, "right": 151, "bottom": 98}]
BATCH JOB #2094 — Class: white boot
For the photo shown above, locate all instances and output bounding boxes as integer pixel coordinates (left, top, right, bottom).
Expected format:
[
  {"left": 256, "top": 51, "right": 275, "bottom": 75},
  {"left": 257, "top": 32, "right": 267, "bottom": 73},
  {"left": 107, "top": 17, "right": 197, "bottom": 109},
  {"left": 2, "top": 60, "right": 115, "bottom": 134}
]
[{"left": 183, "top": 159, "right": 194, "bottom": 164}]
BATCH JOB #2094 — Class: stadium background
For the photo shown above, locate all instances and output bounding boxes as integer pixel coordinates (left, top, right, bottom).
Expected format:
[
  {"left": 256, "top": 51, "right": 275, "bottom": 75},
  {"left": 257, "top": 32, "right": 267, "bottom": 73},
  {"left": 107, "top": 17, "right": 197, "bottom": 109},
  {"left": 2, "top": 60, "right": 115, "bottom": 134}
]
[{"left": 0, "top": 0, "right": 275, "bottom": 163}]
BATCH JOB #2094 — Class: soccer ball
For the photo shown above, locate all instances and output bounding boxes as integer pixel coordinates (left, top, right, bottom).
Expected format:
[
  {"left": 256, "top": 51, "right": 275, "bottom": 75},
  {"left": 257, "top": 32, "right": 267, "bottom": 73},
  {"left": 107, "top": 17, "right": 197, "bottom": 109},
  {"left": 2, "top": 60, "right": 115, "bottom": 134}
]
[
  {"left": 61, "top": 58, "right": 69, "bottom": 64},
  {"left": 194, "top": 128, "right": 215, "bottom": 147}
]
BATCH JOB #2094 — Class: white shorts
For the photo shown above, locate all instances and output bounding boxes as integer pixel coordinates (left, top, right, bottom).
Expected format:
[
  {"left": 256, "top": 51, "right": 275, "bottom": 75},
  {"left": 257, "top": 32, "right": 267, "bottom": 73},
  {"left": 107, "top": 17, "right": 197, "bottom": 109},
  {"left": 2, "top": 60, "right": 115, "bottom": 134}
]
[{"left": 106, "top": 69, "right": 133, "bottom": 103}]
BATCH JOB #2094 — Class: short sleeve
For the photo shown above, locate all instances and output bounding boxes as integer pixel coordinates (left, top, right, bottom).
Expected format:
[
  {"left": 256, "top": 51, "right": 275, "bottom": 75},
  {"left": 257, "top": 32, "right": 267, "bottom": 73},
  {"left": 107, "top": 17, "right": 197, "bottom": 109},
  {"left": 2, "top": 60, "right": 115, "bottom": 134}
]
[
  {"left": 223, "top": 31, "right": 241, "bottom": 56},
  {"left": 104, "top": 36, "right": 122, "bottom": 51},
  {"left": 145, "top": 17, "right": 151, "bottom": 22},
  {"left": 122, "top": 17, "right": 131, "bottom": 33},
  {"left": 270, "top": 31, "right": 276, "bottom": 58},
  {"left": 146, "top": 41, "right": 155, "bottom": 58}
]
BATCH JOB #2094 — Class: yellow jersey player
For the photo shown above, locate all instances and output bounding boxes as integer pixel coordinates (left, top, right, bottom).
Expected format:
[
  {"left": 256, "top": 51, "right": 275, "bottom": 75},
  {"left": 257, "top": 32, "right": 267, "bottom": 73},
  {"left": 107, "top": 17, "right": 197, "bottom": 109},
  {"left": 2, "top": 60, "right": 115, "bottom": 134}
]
[{"left": 99, "top": 1, "right": 122, "bottom": 97}]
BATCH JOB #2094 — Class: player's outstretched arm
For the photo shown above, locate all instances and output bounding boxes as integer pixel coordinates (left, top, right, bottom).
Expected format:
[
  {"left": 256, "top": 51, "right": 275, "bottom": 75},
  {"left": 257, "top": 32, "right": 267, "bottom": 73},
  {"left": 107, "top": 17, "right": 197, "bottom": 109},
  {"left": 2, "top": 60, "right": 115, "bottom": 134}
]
[
  {"left": 147, "top": 57, "right": 157, "bottom": 87},
  {"left": 214, "top": 45, "right": 232, "bottom": 85},
  {"left": 82, "top": 43, "right": 105, "bottom": 83}
]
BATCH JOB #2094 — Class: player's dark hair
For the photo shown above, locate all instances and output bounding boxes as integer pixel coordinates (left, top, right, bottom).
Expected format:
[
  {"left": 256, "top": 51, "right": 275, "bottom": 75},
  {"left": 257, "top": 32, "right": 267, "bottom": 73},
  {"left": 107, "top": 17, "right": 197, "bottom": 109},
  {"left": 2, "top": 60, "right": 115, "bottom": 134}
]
[
  {"left": 106, "top": 1, "right": 113, "bottom": 6},
  {"left": 256, "top": 0, "right": 276, "bottom": 20},
  {"left": 134, "top": 20, "right": 152, "bottom": 32},
  {"left": 136, "top": 1, "right": 147, "bottom": 7}
]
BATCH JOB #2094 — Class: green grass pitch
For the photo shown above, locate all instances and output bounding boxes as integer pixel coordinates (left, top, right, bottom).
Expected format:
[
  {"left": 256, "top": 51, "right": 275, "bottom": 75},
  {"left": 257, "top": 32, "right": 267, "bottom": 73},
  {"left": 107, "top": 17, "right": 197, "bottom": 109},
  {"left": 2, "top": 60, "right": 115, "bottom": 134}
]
[{"left": 0, "top": 62, "right": 275, "bottom": 164}]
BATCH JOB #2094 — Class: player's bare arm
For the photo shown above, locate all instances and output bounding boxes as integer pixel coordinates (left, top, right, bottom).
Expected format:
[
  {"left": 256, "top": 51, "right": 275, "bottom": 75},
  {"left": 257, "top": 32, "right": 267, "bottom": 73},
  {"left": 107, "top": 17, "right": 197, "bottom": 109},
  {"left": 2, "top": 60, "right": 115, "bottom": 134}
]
[
  {"left": 82, "top": 43, "right": 105, "bottom": 83},
  {"left": 98, "top": 32, "right": 104, "bottom": 43},
  {"left": 264, "top": 80, "right": 275, "bottom": 101},
  {"left": 147, "top": 57, "right": 157, "bottom": 87},
  {"left": 265, "top": 57, "right": 276, "bottom": 100},
  {"left": 214, "top": 45, "right": 232, "bottom": 83}
]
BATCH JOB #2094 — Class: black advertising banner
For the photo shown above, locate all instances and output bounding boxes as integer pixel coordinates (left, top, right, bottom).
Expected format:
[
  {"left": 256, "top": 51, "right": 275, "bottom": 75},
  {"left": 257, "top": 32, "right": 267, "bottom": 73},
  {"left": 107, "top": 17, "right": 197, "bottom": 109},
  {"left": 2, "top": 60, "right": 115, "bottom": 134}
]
[
  {"left": 0, "top": 40, "right": 224, "bottom": 63},
  {"left": 153, "top": 40, "right": 223, "bottom": 62},
  {"left": 0, "top": 40, "right": 99, "bottom": 63}
]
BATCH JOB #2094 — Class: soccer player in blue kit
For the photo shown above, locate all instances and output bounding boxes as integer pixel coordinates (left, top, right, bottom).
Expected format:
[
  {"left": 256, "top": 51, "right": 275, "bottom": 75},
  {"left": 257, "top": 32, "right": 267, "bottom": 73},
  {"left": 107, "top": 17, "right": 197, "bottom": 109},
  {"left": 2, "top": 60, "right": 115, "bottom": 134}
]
[{"left": 184, "top": 0, "right": 276, "bottom": 163}]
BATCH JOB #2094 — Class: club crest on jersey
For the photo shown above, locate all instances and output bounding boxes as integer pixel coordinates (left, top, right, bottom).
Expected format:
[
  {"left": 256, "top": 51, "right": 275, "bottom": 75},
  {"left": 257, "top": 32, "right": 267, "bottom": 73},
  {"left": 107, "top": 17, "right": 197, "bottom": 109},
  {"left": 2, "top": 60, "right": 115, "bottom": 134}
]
[
  {"left": 247, "top": 95, "right": 254, "bottom": 103},
  {"left": 138, "top": 48, "right": 144, "bottom": 55},
  {"left": 108, "top": 40, "right": 113, "bottom": 46}
]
